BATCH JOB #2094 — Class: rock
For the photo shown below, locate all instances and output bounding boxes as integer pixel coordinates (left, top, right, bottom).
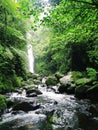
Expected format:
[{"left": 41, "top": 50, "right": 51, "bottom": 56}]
[
  {"left": 26, "top": 88, "right": 42, "bottom": 95},
  {"left": 67, "top": 85, "right": 76, "bottom": 94},
  {"left": 89, "top": 104, "right": 98, "bottom": 116},
  {"left": 55, "top": 72, "right": 64, "bottom": 80},
  {"left": 12, "top": 110, "right": 25, "bottom": 115},
  {"left": 75, "top": 85, "right": 89, "bottom": 99},
  {"left": 58, "top": 73, "right": 75, "bottom": 93},
  {"left": 75, "top": 78, "right": 92, "bottom": 86},
  {"left": 45, "top": 76, "right": 58, "bottom": 86},
  {"left": 87, "top": 84, "right": 98, "bottom": 102},
  {"left": 33, "top": 79, "right": 41, "bottom": 84},
  {"left": 74, "top": 78, "right": 98, "bottom": 100},
  {"left": 23, "top": 85, "right": 37, "bottom": 90},
  {"left": 27, "top": 93, "right": 37, "bottom": 97},
  {"left": 50, "top": 86, "right": 59, "bottom": 93},
  {"left": 13, "top": 101, "right": 40, "bottom": 112},
  {"left": 6, "top": 98, "right": 14, "bottom": 108},
  {"left": 59, "top": 74, "right": 72, "bottom": 86},
  {"left": 58, "top": 84, "right": 68, "bottom": 93},
  {"left": 22, "top": 80, "right": 34, "bottom": 86},
  {"left": 14, "top": 88, "right": 23, "bottom": 94},
  {"left": 27, "top": 73, "right": 41, "bottom": 80}
]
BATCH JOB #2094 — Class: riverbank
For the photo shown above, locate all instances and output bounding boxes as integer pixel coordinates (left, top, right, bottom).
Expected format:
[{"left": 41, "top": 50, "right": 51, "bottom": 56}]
[
  {"left": 0, "top": 75, "right": 98, "bottom": 130},
  {"left": 0, "top": 70, "right": 98, "bottom": 115}
]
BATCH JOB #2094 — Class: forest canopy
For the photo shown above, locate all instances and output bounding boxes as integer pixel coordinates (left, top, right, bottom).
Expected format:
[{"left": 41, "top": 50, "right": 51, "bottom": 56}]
[
  {"left": 35, "top": 0, "right": 98, "bottom": 74},
  {"left": 0, "top": 0, "right": 98, "bottom": 91}
]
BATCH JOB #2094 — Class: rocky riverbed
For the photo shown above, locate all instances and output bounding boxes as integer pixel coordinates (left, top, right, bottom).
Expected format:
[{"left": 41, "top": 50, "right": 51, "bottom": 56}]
[
  {"left": 0, "top": 85, "right": 98, "bottom": 129},
  {"left": 0, "top": 74, "right": 98, "bottom": 130}
]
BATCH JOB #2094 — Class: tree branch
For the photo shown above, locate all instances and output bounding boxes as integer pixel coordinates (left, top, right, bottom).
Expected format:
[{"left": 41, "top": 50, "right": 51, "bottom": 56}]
[{"left": 72, "top": 0, "right": 98, "bottom": 9}]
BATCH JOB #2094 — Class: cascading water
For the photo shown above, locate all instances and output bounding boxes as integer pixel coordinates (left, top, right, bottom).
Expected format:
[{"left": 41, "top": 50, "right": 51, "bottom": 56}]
[
  {"left": 0, "top": 79, "right": 98, "bottom": 130},
  {"left": 27, "top": 44, "right": 34, "bottom": 73},
  {"left": 26, "top": 32, "right": 34, "bottom": 73}
]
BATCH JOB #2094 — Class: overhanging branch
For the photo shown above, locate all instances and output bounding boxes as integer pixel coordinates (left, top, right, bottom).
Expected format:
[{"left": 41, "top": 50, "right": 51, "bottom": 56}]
[{"left": 72, "top": 0, "right": 98, "bottom": 9}]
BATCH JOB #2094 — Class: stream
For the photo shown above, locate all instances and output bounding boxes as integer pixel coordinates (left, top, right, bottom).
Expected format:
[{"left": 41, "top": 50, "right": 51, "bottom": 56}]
[{"left": 0, "top": 82, "right": 98, "bottom": 130}]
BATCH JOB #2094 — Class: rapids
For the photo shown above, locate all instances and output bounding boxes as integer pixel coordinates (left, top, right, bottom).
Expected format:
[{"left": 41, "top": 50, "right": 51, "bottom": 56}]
[{"left": 0, "top": 81, "right": 98, "bottom": 130}]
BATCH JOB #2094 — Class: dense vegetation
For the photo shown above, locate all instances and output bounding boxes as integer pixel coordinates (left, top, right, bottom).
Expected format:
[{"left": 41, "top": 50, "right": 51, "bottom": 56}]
[
  {"left": 35, "top": 0, "right": 98, "bottom": 74},
  {"left": 0, "top": 0, "right": 28, "bottom": 94},
  {"left": 0, "top": 0, "right": 98, "bottom": 109}
]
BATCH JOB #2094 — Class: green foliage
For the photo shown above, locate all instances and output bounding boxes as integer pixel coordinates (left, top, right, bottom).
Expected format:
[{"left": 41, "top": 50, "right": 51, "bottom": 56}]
[
  {"left": 75, "top": 78, "right": 92, "bottom": 86},
  {"left": 86, "top": 67, "right": 97, "bottom": 79},
  {"left": 45, "top": 76, "right": 58, "bottom": 86},
  {"left": 0, "top": 94, "right": 6, "bottom": 110},
  {"left": 36, "top": 0, "right": 98, "bottom": 74},
  {"left": 72, "top": 71, "right": 83, "bottom": 82},
  {"left": 0, "top": 0, "right": 29, "bottom": 93}
]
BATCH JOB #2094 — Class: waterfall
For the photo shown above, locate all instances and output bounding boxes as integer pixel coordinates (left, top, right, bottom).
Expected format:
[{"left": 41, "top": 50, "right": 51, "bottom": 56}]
[{"left": 27, "top": 44, "right": 34, "bottom": 73}]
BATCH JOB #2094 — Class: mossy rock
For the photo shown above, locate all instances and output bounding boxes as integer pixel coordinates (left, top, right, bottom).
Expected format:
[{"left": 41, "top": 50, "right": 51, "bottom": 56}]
[
  {"left": 27, "top": 73, "right": 40, "bottom": 79},
  {"left": 22, "top": 80, "right": 34, "bottom": 86},
  {"left": 58, "top": 73, "right": 75, "bottom": 93},
  {"left": 87, "top": 83, "right": 98, "bottom": 102},
  {"left": 58, "top": 85, "right": 68, "bottom": 93},
  {"left": 55, "top": 72, "right": 64, "bottom": 80},
  {"left": 75, "top": 78, "right": 92, "bottom": 86},
  {"left": 72, "top": 71, "right": 83, "bottom": 82},
  {"left": 75, "top": 85, "right": 89, "bottom": 98},
  {"left": 74, "top": 78, "right": 93, "bottom": 99},
  {"left": 58, "top": 83, "right": 75, "bottom": 94},
  {"left": 26, "top": 87, "right": 42, "bottom": 95},
  {"left": 59, "top": 74, "right": 72, "bottom": 86},
  {"left": 67, "top": 85, "right": 76, "bottom": 94},
  {"left": 45, "top": 76, "right": 58, "bottom": 86},
  {"left": 33, "top": 79, "right": 41, "bottom": 85}
]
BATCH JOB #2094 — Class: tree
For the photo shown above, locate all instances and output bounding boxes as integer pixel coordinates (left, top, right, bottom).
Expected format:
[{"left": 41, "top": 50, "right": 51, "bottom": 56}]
[{"left": 38, "top": 0, "right": 98, "bottom": 73}]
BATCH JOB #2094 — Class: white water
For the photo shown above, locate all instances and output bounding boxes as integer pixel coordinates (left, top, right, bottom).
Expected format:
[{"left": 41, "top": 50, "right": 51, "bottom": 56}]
[
  {"left": 27, "top": 44, "right": 34, "bottom": 73},
  {"left": 26, "top": 32, "right": 35, "bottom": 73}
]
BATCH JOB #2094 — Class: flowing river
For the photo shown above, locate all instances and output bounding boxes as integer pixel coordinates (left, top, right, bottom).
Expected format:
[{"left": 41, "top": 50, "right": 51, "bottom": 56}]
[{"left": 0, "top": 81, "right": 98, "bottom": 130}]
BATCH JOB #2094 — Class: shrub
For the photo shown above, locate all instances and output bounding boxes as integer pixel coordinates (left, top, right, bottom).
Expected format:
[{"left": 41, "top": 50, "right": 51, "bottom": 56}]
[
  {"left": 86, "top": 68, "right": 97, "bottom": 80},
  {"left": 0, "top": 94, "right": 7, "bottom": 110},
  {"left": 72, "top": 71, "right": 83, "bottom": 82}
]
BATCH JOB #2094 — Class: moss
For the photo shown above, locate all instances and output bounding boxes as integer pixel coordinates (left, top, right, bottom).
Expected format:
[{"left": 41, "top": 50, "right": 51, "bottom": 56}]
[
  {"left": 75, "top": 78, "right": 92, "bottom": 86},
  {"left": 86, "top": 68, "right": 97, "bottom": 80},
  {"left": 55, "top": 72, "right": 64, "bottom": 80},
  {"left": 46, "top": 76, "right": 58, "bottom": 86},
  {"left": 72, "top": 71, "right": 83, "bottom": 82}
]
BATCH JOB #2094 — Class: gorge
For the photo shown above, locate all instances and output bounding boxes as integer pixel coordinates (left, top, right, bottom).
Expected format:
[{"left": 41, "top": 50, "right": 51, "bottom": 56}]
[{"left": 0, "top": 0, "right": 98, "bottom": 130}]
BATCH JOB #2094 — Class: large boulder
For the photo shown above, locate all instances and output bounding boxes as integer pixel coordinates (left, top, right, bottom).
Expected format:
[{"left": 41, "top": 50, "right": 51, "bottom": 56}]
[
  {"left": 58, "top": 73, "right": 75, "bottom": 93},
  {"left": 59, "top": 74, "right": 72, "bottom": 86},
  {"left": 45, "top": 76, "right": 58, "bottom": 86},
  {"left": 75, "top": 85, "right": 89, "bottom": 99},
  {"left": 87, "top": 83, "right": 98, "bottom": 102},
  {"left": 55, "top": 72, "right": 64, "bottom": 80},
  {"left": 13, "top": 101, "right": 40, "bottom": 112},
  {"left": 23, "top": 85, "right": 37, "bottom": 90},
  {"left": 75, "top": 78, "right": 93, "bottom": 99},
  {"left": 26, "top": 87, "right": 42, "bottom": 96},
  {"left": 24, "top": 85, "right": 42, "bottom": 96},
  {"left": 33, "top": 79, "right": 41, "bottom": 84},
  {"left": 27, "top": 73, "right": 42, "bottom": 80}
]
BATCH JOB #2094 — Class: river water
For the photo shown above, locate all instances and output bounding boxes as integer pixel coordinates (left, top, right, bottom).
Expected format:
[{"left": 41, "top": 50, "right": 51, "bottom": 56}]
[{"left": 0, "top": 84, "right": 98, "bottom": 130}]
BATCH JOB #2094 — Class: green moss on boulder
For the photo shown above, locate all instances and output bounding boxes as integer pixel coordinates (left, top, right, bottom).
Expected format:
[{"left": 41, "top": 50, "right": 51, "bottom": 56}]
[
  {"left": 45, "top": 76, "right": 58, "bottom": 86},
  {"left": 87, "top": 83, "right": 98, "bottom": 102}
]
